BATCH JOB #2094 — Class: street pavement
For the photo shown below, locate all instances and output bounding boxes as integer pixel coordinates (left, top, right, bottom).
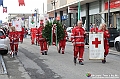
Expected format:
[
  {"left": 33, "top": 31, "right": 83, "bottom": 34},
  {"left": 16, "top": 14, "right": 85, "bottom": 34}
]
[{"left": 1, "top": 37, "right": 120, "bottom": 79}]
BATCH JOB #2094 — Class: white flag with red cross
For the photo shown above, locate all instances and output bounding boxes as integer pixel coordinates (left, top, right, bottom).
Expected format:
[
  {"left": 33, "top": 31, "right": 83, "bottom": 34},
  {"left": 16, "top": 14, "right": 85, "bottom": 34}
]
[
  {"left": 89, "top": 32, "right": 104, "bottom": 60},
  {"left": 14, "top": 20, "right": 22, "bottom": 31}
]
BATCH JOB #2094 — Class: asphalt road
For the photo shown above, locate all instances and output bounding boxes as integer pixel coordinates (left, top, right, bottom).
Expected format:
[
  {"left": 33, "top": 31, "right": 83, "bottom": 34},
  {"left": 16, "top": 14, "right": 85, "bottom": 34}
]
[
  {"left": 2, "top": 38, "right": 120, "bottom": 79},
  {"left": 18, "top": 38, "right": 120, "bottom": 79}
]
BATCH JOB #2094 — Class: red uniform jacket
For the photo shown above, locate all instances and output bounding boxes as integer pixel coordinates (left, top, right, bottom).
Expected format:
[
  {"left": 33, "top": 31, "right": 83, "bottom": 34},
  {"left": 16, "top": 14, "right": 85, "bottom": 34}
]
[
  {"left": 30, "top": 28, "right": 37, "bottom": 35},
  {"left": 98, "top": 30, "right": 110, "bottom": 45},
  {"left": 9, "top": 31, "right": 19, "bottom": 44},
  {"left": 37, "top": 26, "right": 45, "bottom": 42},
  {"left": 71, "top": 26, "right": 85, "bottom": 46},
  {"left": 61, "top": 30, "right": 68, "bottom": 41},
  {"left": 90, "top": 27, "right": 98, "bottom": 32}
]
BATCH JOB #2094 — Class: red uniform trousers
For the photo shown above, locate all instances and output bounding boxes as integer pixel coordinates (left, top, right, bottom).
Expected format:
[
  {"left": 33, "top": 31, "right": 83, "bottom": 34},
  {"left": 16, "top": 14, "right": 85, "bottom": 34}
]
[
  {"left": 52, "top": 33, "right": 56, "bottom": 45},
  {"left": 74, "top": 45, "right": 84, "bottom": 61},
  {"left": 39, "top": 40, "right": 48, "bottom": 53},
  {"left": 31, "top": 33, "right": 36, "bottom": 44},
  {"left": 31, "top": 28, "right": 37, "bottom": 44},
  {"left": 104, "top": 39, "right": 109, "bottom": 56},
  {"left": 17, "top": 31, "right": 23, "bottom": 42},
  {"left": 10, "top": 43, "right": 18, "bottom": 52},
  {"left": 21, "top": 28, "right": 24, "bottom": 42},
  {"left": 59, "top": 40, "right": 66, "bottom": 54}
]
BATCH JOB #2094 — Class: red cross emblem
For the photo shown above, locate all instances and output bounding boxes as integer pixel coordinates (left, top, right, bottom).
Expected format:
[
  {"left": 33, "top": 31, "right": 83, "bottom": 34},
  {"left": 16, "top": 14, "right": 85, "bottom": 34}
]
[
  {"left": 92, "top": 38, "right": 101, "bottom": 48},
  {"left": 16, "top": 24, "right": 18, "bottom": 27}
]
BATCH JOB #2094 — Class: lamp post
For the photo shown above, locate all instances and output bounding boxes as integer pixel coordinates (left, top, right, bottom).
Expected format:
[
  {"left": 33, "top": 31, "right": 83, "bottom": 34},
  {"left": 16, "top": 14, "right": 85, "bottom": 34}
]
[
  {"left": 34, "top": 9, "right": 38, "bottom": 28},
  {"left": 23, "top": 14, "right": 25, "bottom": 27},
  {"left": 108, "top": 0, "right": 110, "bottom": 27},
  {"left": 51, "top": 0, "right": 57, "bottom": 20}
]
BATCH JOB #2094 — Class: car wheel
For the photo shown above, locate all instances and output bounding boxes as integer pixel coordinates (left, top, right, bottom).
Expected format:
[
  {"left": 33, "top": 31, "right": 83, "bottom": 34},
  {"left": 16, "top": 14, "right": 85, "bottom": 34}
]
[
  {"left": 115, "top": 42, "right": 120, "bottom": 52},
  {"left": 0, "top": 50, "right": 8, "bottom": 55}
]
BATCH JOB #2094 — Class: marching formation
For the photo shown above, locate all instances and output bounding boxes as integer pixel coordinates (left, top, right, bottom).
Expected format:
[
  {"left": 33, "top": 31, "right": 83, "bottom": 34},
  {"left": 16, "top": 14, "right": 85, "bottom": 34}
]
[{"left": 7, "top": 19, "right": 110, "bottom": 65}]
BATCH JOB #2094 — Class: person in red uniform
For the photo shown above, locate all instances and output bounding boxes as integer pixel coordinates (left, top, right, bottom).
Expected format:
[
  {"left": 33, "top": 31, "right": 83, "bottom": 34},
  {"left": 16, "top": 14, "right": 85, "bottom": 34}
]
[
  {"left": 71, "top": 20, "right": 85, "bottom": 65},
  {"left": 52, "top": 24, "right": 56, "bottom": 45},
  {"left": 98, "top": 23, "right": 110, "bottom": 63},
  {"left": 37, "top": 20, "right": 48, "bottom": 55},
  {"left": 58, "top": 25, "right": 68, "bottom": 54},
  {"left": 30, "top": 27, "right": 37, "bottom": 44},
  {"left": 90, "top": 24, "right": 98, "bottom": 33},
  {"left": 9, "top": 26, "right": 19, "bottom": 57},
  {"left": 20, "top": 27, "right": 24, "bottom": 43}
]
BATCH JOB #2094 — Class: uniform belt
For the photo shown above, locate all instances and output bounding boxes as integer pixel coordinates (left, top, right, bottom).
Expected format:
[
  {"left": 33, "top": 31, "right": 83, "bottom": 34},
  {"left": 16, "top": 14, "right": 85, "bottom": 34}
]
[
  {"left": 74, "top": 36, "right": 84, "bottom": 38},
  {"left": 73, "top": 42, "right": 84, "bottom": 44}
]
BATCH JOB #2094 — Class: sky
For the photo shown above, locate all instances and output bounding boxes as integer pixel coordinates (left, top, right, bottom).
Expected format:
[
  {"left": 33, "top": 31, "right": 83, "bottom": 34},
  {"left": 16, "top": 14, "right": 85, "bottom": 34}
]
[{"left": 0, "top": 0, "right": 47, "bottom": 22}]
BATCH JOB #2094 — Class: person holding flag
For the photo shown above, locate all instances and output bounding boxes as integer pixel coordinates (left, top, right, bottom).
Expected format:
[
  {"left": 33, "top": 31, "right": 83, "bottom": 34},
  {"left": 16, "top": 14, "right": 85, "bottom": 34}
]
[
  {"left": 37, "top": 20, "right": 48, "bottom": 55},
  {"left": 58, "top": 25, "right": 68, "bottom": 54},
  {"left": 98, "top": 23, "right": 110, "bottom": 63},
  {"left": 8, "top": 26, "right": 19, "bottom": 57}
]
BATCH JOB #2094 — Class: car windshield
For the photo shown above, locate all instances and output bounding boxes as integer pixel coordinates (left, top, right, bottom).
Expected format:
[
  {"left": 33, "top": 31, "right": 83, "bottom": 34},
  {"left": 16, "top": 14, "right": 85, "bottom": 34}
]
[{"left": 0, "top": 31, "right": 4, "bottom": 36}]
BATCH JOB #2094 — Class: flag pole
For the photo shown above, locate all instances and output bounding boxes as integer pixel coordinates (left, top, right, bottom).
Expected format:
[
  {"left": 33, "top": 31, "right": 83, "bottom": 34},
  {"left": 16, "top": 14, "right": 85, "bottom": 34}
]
[{"left": 78, "top": 0, "right": 81, "bottom": 21}]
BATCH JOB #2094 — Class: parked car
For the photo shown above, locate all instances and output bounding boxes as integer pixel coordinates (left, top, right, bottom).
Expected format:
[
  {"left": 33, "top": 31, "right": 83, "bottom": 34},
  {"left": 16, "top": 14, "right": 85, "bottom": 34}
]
[
  {"left": 108, "top": 28, "right": 119, "bottom": 47},
  {"left": 0, "top": 29, "right": 10, "bottom": 55},
  {"left": 114, "top": 36, "right": 120, "bottom": 52},
  {"left": 66, "top": 27, "right": 73, "bottom": 41}
]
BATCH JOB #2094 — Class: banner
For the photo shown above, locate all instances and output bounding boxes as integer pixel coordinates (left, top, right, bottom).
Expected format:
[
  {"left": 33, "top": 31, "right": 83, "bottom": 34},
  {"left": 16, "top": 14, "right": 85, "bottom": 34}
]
[
  {"left": 40, "top": 14, "right": 49, "bottom": 25},
  {"left": 89, "top": 32, "right": 104, "bottom": 60},
  {"left": 14, "top": 20, "right": 22, "bottom": 31},
  {"left": 0, "top": 0, "right": 3, "bottom": 6},
  {"left": 29, "top": 16, "right": 36, "bottom": 29},
  {"left": 18, "top": 0, "right": 25, "bottom": 6},
  {"left": 3, "top": 7, "right": 7, "bottom": 13}
]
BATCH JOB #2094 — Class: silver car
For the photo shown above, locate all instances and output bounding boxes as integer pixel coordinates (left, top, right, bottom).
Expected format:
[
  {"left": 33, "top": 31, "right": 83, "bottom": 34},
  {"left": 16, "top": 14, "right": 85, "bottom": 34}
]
[
  {"left": 0, "top": 29, "right": 10, "bottom": 55},
  {"left": 114, "top": 36, "right": 120, "bottom": 52}
]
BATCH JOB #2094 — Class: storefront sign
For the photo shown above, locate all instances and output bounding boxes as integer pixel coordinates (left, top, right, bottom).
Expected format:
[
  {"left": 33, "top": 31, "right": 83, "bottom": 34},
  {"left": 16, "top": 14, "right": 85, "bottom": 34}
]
[
  {"left": 62, "top": 15, "right": 67, "bottom": 20},
  {"left": 105, "top": 0, "right": 120, "bottom": 10},
  {"left": 68, "top": 6, "right": 78, "bottom": 13}
]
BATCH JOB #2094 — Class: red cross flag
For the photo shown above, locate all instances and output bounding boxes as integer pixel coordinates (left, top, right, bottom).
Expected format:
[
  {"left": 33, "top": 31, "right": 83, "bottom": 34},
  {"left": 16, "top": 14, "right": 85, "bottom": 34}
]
[
  {"left": 14, "top": 20, "right": 22, "bottom": 31},
  {"left": 3, "top": 7, "right": 7, "bottom": 13},
  {"left": 89, "top": 32, "right": 104, "bottom": 60}
]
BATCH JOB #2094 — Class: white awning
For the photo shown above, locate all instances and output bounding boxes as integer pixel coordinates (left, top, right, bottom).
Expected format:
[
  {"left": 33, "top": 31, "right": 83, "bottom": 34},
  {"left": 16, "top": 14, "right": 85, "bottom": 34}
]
[{"left": 100, "top": 8, "right": 120, "bottom": 14}]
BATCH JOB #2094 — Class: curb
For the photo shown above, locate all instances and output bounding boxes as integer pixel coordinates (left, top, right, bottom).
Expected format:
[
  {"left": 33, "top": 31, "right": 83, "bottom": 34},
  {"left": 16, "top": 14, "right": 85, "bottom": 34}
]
[
  {"left": 0, "top": 55, "right": 7, "bottom": 75},
  {"left": 109, "top": 49, "right": 120, "bottom": 56}
]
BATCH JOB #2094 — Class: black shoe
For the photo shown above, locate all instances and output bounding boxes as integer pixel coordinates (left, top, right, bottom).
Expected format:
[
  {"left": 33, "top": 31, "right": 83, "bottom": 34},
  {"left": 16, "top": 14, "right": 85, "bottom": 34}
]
[
  {"left": 102, "top": 60, "right": 105, "bottom": 63},
  {"left": 74, "top": 57, "right": 77, "bottom": 64},
  {"left": 42, "top": 52, "right": 44, "bottom": 55},
  {"left": 79, "top": 61, "right": 84, "bottom": 65},
  {"left": 44, "top": 51, "right": 47, "bottom": 55},
  {"left": 15, "top": 52, "right": 17, "bottom": 56},
  {"left": 58, "top": 50, "right": 60, "bottom": 53},
  {"left": 102, "top": 59, "right": 106, "bottom": 64},
  {"left": 58, "top": 47, "right": 61, "bottom": 53}
]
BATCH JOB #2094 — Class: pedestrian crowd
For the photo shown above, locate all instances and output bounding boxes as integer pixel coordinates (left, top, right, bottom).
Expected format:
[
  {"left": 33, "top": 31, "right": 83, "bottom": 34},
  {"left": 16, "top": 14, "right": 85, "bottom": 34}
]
[{"left": 1, "top": 20, "right": 110, "bottom": 65}]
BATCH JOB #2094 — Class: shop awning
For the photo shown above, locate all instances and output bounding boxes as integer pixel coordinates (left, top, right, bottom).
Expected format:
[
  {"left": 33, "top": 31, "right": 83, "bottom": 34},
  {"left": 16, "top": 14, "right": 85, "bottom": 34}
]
[{"left": 99, "top": 8, "right": 120, "bottom": 14}]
